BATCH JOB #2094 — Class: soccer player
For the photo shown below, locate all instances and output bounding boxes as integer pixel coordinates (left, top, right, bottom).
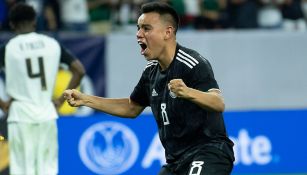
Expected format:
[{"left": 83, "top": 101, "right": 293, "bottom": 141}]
[
  {"left": 0, "top": 3, "right": 85, "bottom": 175},
  {"left": 64, "top": 2, "right": 234, "bottom": 175}
]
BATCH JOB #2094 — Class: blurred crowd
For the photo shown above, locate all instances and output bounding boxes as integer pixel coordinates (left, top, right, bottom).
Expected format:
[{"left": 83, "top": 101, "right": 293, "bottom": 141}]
[{"left": 1, "top": 0, "right": 307, "bottom": 34}]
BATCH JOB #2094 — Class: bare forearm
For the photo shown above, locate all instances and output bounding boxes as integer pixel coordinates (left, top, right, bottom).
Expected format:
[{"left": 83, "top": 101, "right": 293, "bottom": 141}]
[
  {"left": 56, "top": 60, "right": 85, "bottom": 105},
  {"left": 82, "top": 95, "right": 144, "bottom": 118},
  {"left": 0, "top": 97, "right": 13, "bottom": 113},
  {"left": 168, "top": 79, "right": 225, "bottom": 112},
  {"left": 185, "top": 88, "right": 225, "bottom": 112},
  {"left": 67, "top": 60, "right": 85, "bottom": 90}
]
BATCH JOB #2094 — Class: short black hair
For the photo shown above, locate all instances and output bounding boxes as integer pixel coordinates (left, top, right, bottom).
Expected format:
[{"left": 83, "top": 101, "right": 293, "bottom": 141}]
[
  {"left": 9, "top": 3, "right": 36, "bottom": 25},
  {"left": 140, "top": 2, "right": 179, "bottom": 34}
]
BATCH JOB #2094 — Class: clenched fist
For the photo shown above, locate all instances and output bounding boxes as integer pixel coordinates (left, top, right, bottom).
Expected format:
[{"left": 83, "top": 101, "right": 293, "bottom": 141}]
[
  {"left": 63, "top": 89, "right": 84, "bottom": 107},
  {"left": 168, "top": 79, "right": 191, "bottom": 98}
]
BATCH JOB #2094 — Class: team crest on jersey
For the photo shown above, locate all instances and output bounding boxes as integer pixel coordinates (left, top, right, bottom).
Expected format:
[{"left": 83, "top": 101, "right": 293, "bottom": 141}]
[
  {"left": 169, "top": 91, "right": 177, "bottom": 98},
  {"left": 152, "top": 89, "right": 158, "bottom": 96}
]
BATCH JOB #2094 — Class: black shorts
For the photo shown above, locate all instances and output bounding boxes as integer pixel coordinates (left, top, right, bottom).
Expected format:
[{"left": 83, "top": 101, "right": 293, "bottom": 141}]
[{"left": 158, "top": 145, "right": 234, "bottom": 175}]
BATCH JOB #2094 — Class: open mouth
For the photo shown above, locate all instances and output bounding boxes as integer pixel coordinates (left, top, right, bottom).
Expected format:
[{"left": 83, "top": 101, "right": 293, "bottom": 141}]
[{"left": 138, "top": 41, "right": 147, "bottom": 55}]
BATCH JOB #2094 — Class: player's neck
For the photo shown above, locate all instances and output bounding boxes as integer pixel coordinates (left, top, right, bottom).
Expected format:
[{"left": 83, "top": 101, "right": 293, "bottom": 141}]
[
  {"left": 158, "top": 40, "right": 177, "bottom": 71},
  {"left": 16, "top": 28, "right": 35, "bottom": 34},
  {"left": 14, "top": 23, "right": 35, "bottom": 34}
]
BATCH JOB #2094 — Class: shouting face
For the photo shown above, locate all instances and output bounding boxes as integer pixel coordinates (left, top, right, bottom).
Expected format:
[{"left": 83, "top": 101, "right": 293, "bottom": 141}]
[{"left": 136, "top": 12, "right": 169, "bottom": 61}]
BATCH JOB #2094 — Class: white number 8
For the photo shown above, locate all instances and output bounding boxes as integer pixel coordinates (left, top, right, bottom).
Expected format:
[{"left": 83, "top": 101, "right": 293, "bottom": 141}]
[
  {"left": 161, "top": 103, "right": 170, "bottom": 125},
  {"left": 188, "top": 161, "right": 204, "bottom": 175}
]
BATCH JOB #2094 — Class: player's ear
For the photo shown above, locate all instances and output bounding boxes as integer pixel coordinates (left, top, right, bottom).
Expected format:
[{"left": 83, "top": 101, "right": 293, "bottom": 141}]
[{"left": 164, "top": 26, "right": 173, "bottom": 40}]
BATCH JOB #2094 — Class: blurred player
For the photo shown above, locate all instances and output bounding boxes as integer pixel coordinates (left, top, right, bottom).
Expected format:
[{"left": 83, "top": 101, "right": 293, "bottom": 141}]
[
  {"left": 64, "top": 2, "right": 234, "bottom": 175},
  {"left": 0, "top": 3, "right": 85, "bottom": 175}
]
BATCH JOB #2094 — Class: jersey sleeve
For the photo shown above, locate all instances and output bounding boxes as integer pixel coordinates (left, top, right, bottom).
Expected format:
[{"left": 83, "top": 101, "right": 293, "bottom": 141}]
[
  {"left": 0, "top": 45, "right": 5, "bottom": 69},
  {"left": 130, "top": 71, "right": 150, "bottom": 107},
  {"left": 60, "top": 45, "right": 76, "bottom": 65},
  {"left": 190, "top": 59, "right": 219, "bottom": 92}
]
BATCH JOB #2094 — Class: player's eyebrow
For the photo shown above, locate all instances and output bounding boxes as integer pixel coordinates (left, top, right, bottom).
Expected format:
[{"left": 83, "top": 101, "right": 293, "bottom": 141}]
[{"left": 137, "top": 24, "right": 152, "bottom": 29}]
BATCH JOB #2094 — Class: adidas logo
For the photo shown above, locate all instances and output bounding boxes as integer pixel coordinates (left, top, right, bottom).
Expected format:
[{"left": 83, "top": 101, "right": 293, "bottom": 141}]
[{"left": 152, "top": 89, "right": 158, "bottom": 96}]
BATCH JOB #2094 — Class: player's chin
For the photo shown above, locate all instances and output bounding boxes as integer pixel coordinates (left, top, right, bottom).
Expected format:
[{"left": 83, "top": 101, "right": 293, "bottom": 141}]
[
  {"left": 144, "top": 54, "right": 156, "bottom": 61},
  {"left": 144, "top": 57, "right": 151, "bottom": 61}
]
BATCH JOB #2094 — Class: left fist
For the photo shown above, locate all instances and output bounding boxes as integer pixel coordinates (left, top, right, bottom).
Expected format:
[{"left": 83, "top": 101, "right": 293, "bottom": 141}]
[{"left": 168, "top": 79, "right": 190, "bottom": 98}]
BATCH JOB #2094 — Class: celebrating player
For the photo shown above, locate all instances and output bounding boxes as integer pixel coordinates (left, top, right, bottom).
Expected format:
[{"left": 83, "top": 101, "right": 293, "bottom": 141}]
[{"left": 64, "top": 2, "right": 234, "bottom": 175}]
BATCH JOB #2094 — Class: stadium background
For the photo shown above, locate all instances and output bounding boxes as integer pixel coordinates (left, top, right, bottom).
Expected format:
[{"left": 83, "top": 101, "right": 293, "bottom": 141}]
[{"left": 1, "top": 30, "right": 307, "bottom": 175}]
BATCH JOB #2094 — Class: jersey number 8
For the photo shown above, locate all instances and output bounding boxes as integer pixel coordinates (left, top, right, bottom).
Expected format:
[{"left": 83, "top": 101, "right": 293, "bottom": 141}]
[{"left": 161, "top": 103, "right": 170, "bottom": 125}]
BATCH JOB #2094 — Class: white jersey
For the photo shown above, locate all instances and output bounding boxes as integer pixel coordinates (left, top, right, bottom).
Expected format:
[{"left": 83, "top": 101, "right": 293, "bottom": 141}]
[{"left": 4, "top": 32, "right": 62, "bottom": 123}]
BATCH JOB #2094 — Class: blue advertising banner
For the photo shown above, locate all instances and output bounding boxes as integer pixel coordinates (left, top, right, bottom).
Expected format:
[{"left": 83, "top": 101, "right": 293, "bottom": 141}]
[
  {"left": 226, "top": 110, "right": 307, "bottom": 174},
  {"left": 58, "top": 109, "right": 307, "bottom": 175}
]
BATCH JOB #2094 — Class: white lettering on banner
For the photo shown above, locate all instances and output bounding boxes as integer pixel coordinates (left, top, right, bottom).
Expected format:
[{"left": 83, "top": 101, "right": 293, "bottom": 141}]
[
  {"left": 142, "top": 133, "right": 166, "bottom": 168},
  {"left": 141, "top": 129, "right": 273, "bottom": 171},
  {"left": 230, "top": 129, "right": 272, "bottom": 165},
  {"left": 77, "top": 124, "right": 275, "bottom": 173}
]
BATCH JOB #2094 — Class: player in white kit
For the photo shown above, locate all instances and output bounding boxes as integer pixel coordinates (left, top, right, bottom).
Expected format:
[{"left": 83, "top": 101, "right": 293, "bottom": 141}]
[{"left": 0, "top": 3, "right": 85, "bottom": 175}]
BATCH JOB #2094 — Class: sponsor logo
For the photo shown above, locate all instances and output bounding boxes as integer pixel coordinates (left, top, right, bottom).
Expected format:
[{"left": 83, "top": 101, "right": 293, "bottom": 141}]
[
  {"left": 230, "top": 129, "right": 273, "bottom": 165},
  {"left": 142, "top": 133, "right": 166, "bottom": 168},
  {"left": 79, "top": 121, "right": 139, "bottom": 175},
  {"left": 142, "top": 129, "right": 274, "bottom": 169}
]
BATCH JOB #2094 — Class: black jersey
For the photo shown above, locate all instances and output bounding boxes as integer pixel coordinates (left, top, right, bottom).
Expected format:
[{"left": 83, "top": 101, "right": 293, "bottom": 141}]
[{"left": 130, "top": 44, "right": 233, "bottom": 162}]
